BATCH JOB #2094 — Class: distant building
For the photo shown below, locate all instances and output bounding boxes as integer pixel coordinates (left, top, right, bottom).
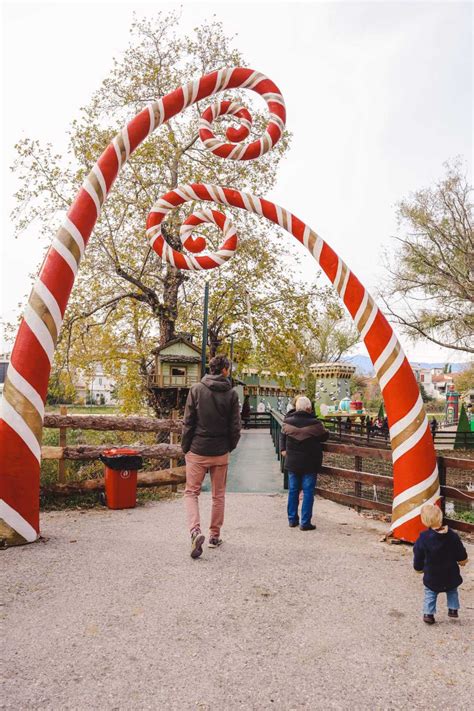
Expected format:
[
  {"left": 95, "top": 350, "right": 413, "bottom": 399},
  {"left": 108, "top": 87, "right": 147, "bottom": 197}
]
[
  {"left": 238, "top": 367, "right": 305, "bottom": 412},
  {"left": 411, "top": 364, "right": 453, "bottom": 400},
  {"left": 74, "top": 365, "right": 116, "bottom": 405},
  {"left": 0, "top": 353, "right": 10, "bottom": 397},
  {"left": 431, "top": 372, "right": 454, "bottom": 398},
  {"left": 310, "top": 362, "right": 355, "bottom": 408}
]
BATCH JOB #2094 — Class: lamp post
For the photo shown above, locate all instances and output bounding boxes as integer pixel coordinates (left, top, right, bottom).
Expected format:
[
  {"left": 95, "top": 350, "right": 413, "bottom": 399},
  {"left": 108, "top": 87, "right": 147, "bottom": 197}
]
[
  {"left": 201, "top": 278, "right": 210, "bottom": 378},
  {"left": 229, "top": 334, "right": 234, "bottom": 377}
]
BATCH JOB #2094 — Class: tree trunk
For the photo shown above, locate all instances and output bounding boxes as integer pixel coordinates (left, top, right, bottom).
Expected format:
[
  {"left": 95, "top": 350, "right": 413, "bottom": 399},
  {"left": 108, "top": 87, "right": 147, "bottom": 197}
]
[
  {"left": 209, "top": 336, "right": 220, "bottom": 358},
  {"left": 208, "top": 324, "right": 222, "bottom": 358},
  {"left": 146, "top": 217, "right": 188, "bottom": 416},
  {"left": 159, "top": 265, "right": 186, "bottom": 345}
]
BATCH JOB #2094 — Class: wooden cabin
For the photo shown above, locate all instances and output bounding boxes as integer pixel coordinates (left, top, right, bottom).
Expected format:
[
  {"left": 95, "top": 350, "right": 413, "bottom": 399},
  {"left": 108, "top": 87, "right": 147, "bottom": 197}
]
[{"left": 148, "top": 336, "right": 201, "bottom": 389}]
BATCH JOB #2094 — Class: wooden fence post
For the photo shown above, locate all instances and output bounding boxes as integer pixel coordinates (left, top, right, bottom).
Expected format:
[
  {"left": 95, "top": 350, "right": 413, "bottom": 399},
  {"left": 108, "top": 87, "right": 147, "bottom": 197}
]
[
  {"left": 437, "top": 455, "right": 446, "bottom": 516},
  {"left": 170, "top": 409, "right": 179, "bottom": 492},
  {"left": 354, "top": 454, "right": 363, "bottom": 512},
  {"left": 58, "top": 405, "right": 68, "bottom": 483}
]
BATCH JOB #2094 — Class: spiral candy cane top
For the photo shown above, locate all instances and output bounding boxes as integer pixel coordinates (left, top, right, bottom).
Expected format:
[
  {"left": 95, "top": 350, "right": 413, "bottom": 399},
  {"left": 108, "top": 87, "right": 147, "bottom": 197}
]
[{"left": 0, "top": 66, "right": 437, "bottom": 546}]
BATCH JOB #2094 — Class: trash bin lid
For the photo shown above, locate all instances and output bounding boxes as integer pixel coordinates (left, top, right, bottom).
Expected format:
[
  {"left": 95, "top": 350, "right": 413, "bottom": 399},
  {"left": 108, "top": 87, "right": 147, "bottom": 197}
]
[
  {"left": 103, "top": 448, "right": 139, "bottom": 456},
  {"left": 100, "top": 448, "right": 143, "bottom": 470}
]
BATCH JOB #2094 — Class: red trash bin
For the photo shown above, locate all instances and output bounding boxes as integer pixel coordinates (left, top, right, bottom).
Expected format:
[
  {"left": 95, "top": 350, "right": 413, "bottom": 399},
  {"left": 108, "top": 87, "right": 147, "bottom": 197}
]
[{"left": 100, "top": 448, "right": 142, "bottom": 509}]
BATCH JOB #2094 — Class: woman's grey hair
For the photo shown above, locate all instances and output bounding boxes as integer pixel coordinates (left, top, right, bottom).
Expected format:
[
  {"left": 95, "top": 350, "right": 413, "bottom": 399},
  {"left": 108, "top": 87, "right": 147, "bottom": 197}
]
[{"left": 295, "top": 396, "right": 312, "bottom": 412}]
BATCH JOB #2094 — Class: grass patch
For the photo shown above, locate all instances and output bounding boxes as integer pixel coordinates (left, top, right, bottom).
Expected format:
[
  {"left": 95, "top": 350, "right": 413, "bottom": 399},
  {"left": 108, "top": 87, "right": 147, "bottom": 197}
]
[
  {"left": 452, "top": 510, "right": 474, "bottom": 525},
  {"left": 45, "top": 404, "right": 120, "bottom": 414}
]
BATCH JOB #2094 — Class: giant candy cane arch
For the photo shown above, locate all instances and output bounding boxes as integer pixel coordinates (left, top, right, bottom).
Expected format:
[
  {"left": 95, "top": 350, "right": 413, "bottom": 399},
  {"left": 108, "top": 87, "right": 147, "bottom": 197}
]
[{"left": 0, "top": 67, "right": 439, "bottom": 547}]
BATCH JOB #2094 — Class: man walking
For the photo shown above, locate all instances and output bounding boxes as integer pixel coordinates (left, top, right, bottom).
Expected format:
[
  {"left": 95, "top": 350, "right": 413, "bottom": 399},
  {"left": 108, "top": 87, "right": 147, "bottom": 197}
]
[{"left": 181, "top": 354, "right": 241, "bottom": 558}]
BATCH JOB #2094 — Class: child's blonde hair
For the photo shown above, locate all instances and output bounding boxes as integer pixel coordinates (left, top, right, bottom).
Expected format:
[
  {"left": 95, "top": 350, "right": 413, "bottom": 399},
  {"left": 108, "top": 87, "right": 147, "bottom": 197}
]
[{"left": 420, "top": 503, "right": 443, "bottom": 529}]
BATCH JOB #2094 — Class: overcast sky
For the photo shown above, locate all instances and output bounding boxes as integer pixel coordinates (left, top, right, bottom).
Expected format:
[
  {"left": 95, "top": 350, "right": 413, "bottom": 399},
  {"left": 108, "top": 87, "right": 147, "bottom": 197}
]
[{"left": 1, "top": 0, "right": 472, "bottom": 363}]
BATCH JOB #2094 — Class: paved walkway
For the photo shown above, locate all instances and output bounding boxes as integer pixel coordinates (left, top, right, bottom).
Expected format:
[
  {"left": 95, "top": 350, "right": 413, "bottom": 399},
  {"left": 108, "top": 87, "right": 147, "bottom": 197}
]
[
  {"left": 2, "top": 495, "right": 472, "bottom": 710},
  {"left": 203, "top": 430, "right": 283, "bottom": 493}
]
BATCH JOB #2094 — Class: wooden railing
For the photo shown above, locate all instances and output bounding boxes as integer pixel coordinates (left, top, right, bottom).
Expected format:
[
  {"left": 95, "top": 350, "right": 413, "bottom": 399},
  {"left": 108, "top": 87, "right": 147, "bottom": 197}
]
[
  {"left": 146, "top": 374, "right": 200, "bottom": 388},
  {"left": 269, "top": 409, "right": 474, "bottom": 534},
  {"left": 242, "top": 412, "right": 271, "bottom": 429},
  {"left": 322, "top": 417, "right": 474, "bottom": 450},
  {"left": 42, "top": 409, "right": 474, "bottom": 533},
  {"left": 42, "top": 410, "right": 183, "bottom": 493}
]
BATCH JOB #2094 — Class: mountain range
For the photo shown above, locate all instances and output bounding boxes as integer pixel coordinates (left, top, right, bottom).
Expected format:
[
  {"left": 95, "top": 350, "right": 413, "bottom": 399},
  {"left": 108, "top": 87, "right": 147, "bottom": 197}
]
[{"left": 343, "top": 355, "right": 468, "bottom": 376}]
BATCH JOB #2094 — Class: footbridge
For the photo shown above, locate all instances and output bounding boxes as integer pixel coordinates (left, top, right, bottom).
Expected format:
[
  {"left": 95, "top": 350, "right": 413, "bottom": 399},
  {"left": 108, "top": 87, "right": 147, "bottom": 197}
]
[{"left": 196, "top": 408, "right": 473, "bottom": 535}]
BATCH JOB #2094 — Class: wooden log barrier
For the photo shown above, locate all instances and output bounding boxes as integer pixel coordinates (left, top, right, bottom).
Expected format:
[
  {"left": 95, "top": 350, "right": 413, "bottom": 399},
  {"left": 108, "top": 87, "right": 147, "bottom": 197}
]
[
  {"left": 44, "top": 413, "right": 183, "bottom": 433},
  {"left": 58, "top": 405, "right": 68, "bottom": 483},
  {"left": 41, "top": 443, "right": 183, "bottom": 460}
]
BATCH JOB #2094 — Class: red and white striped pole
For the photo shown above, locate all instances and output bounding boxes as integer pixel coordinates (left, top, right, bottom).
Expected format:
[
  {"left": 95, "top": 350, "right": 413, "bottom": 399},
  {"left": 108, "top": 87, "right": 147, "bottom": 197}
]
[{"left": 0, "top": 67, "right": 438, "bottom": 546}]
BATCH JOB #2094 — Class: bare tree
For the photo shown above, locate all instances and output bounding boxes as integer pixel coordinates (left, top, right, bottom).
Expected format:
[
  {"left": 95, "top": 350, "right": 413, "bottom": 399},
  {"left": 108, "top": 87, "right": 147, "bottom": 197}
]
[{"left": 382, "top": 159, "right": 473, "bottom": 354}]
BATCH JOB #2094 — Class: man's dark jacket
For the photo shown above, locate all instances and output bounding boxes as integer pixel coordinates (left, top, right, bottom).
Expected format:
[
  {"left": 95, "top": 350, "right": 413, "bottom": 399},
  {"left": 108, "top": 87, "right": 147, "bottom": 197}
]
[
  {"left": 280, "top": 409, "right": 329, "bottom": 475},
  {"left": 413, "top": 527, "right": 467, "bottom": 592},
  {"left": 181, "top": 374, "right": 241, "bottom": 456}
]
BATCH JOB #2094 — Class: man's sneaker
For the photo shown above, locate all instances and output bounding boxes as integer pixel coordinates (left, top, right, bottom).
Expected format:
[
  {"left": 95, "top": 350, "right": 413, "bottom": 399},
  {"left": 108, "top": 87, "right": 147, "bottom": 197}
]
[
  {"left": 190, "top": 531, "right": 205, "bottom": 559},
  {"left": 423, "top": 614, "right": 435, "bottom": 625},
  {"left": 448, "top": 609, "right": 459, "bottom": 618},
  {"left": 300, "top": 524, "right": 316, "bottom": 531},
  {"left": 208, "top": 537, "right": 223, "bottom": 548},
  {"left": 289, "top": 520, "right": 299, "bottom": 528}
]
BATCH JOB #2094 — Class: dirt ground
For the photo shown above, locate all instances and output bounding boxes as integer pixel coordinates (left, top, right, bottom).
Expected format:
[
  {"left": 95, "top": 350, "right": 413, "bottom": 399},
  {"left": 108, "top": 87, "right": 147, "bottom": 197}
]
[{"left": 2, "top": 494, "right": 473, "bottom": 710}]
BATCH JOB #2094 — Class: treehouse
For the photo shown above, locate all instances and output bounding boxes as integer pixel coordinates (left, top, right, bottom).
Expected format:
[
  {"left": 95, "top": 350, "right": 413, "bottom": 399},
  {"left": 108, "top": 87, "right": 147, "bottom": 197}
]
[{"left": 147, "top": 335, "right": 201, "bottom": 413}]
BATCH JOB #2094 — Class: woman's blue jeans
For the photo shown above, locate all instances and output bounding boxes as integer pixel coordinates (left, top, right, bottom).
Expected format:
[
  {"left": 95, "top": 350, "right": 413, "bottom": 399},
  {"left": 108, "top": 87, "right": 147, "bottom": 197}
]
[
  {"left": 423, "top": 586, "right": 460, "bottom": 614},
  {"left": 287, "top": 472, "right": 317, "bottom": 526}
]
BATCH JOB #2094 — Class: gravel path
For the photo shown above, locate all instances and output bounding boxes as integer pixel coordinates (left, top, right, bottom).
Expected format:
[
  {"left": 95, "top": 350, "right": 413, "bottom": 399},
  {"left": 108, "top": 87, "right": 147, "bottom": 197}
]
[{"left": 2, "top": 494, "right": 473, "bottom": 710}]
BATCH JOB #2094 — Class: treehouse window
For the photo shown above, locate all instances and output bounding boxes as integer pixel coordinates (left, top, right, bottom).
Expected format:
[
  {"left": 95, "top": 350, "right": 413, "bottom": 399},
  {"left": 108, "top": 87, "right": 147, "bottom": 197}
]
[{"left": 171, "top": 367, "right": 186, "bottom": 377}]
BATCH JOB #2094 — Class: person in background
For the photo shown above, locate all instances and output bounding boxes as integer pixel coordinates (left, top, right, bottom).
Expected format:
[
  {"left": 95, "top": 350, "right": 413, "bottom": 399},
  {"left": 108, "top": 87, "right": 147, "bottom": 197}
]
[
  {"left": 241, "top": 394, "right": 251, "bottom": 429},
  {"left": 430, "top": 416, "right": 438, "bottom": 437},
  {"left": 182, "top": 354, "right": 241, "bottom": 559},
  {"left": 413, "top": 503, "right": 468, "bottom": 625},
  {"left": 280, "top": 396, "right": 329, "bottom": 531}
]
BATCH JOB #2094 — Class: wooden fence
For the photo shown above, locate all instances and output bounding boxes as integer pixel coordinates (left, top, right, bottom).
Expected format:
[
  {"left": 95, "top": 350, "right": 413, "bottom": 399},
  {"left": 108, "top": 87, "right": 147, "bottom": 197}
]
[
  {"left": 322, "top": 417, "right": 474, "bottom": 450},
  {"left": 269, "top": 410, "right": 474, "bottom": 534},
  {"left": 42, "top": 410, "right": 474, "bottom": 534},
  {"left": 42, "top": 409, "right": 183, "bottom": 494}
]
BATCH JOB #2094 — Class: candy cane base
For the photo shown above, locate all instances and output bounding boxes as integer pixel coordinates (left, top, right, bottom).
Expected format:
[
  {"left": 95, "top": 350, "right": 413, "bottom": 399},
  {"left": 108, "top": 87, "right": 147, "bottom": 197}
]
[
  {"left": 0, "top": 66, "right": 438, "bottom": 547},
  {"left": 0, "top": 423, "right": 40, "bottom": 545}
]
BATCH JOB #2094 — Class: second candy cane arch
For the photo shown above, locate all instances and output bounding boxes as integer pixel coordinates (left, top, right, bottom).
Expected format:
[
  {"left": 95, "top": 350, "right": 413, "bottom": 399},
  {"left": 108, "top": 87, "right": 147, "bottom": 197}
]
[{"left": 0, "top": 67, "right": 439, "bottom": 545}]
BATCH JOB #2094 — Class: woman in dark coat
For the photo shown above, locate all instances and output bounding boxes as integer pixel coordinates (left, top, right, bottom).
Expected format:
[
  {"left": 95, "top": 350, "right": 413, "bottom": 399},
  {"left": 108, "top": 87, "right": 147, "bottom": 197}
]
[
  {"left": 241, "top": 394, "right": 251, "bottom": 429},
  {"left": 280, "top": 396, "right": 329, "bottom": 530}
]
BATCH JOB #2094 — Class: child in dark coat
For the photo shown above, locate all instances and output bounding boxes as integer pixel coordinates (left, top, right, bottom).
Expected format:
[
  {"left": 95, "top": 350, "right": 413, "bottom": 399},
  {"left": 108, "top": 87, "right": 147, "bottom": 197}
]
[{"left": 413, "top": 504, "right": 468, "bottom": 624}]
